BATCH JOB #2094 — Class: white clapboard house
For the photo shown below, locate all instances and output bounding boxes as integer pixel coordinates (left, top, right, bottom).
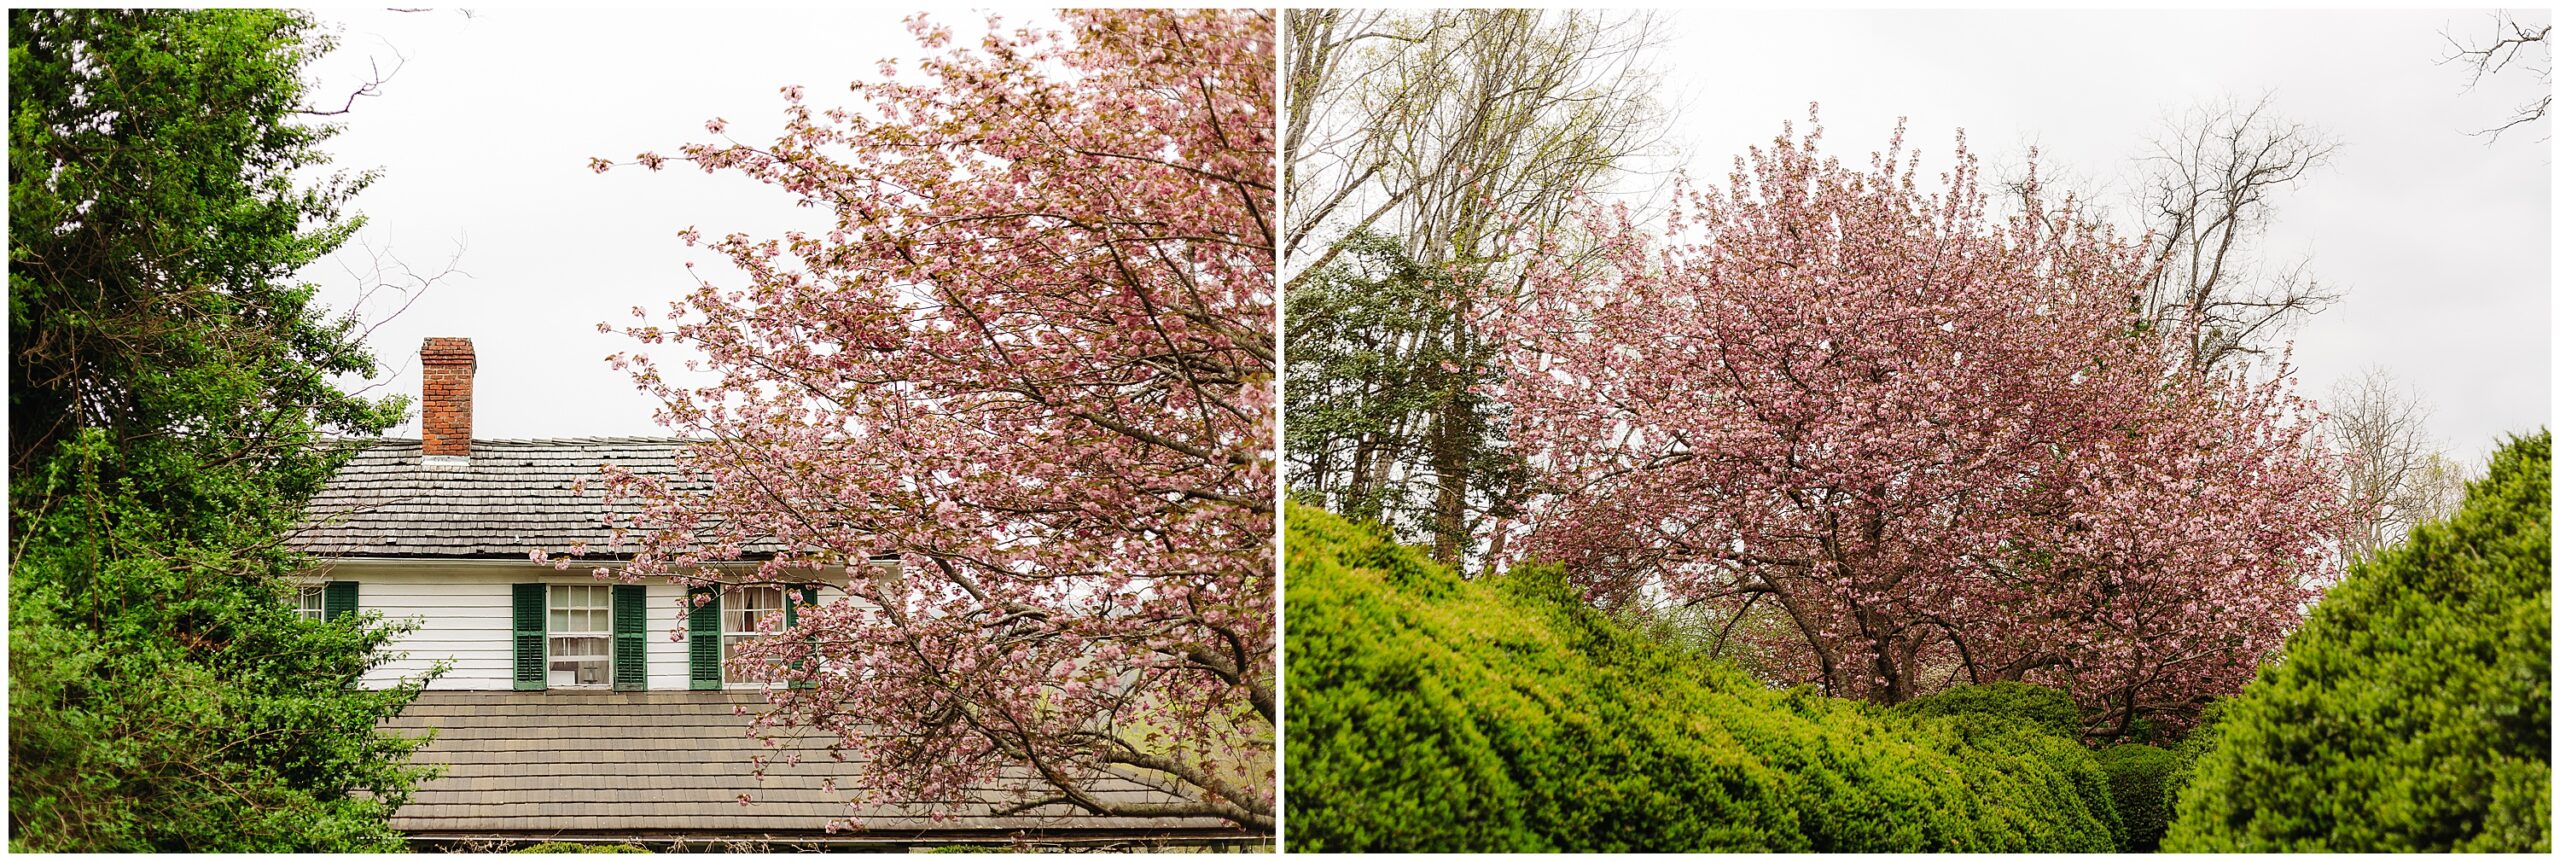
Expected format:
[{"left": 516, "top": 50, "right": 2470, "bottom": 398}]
[{"left": 288, "top": 337, "right": 1241, "bottom": 850}]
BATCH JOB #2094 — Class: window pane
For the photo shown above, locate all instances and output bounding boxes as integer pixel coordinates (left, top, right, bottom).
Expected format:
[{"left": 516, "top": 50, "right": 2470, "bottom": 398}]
[
  {"left": 545, "top": 585, "right": 614, "bottom": 685},
  {"left": 546, "top": 586, "right": 612, "bottom": 635},
  {"left": 722, "top": 587, "right": 785, "bottom": 684},
  {"left": 726, "top": 586, "right": 783, "bottom": 633},
  {"left": 550, "top": 634, "right": 610, "bottom": 686}
]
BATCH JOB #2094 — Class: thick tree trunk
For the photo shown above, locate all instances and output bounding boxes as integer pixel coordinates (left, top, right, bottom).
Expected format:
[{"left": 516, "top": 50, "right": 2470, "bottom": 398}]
[
  {"left": 1428, "top": 402, "right": 1471, "bottom": 565},
  {"left": 1428, "top": 299, "right": 1478, "bottom": 565}
]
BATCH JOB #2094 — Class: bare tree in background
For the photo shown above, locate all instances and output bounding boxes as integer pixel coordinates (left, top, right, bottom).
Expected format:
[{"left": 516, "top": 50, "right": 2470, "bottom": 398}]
[
  {"left": 1284, "top": 9, "right": 1667, "bottom": 288},
  {"left": 2328, "top": 368, "right": 2475, "bottom": 562},
  {"left": 2396, "top": 451, "right": 2475, "bottom": 532},
  {"left": 2442, "top": 10, "right": 2552, "bottom": 143},
  {"left": 2134, "top": 96, "right": 2341, "bottom": 375},
  {"left": 1283, "top": 9, "right": 1670, "bottom": 565}
]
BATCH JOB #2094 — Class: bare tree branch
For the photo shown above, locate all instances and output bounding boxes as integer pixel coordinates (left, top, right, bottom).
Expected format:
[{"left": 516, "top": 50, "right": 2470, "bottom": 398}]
[
  {"left": 2133, "top": 95, "right": 2341, "bottom": 374},
  {"left": 2440, "top": 11, "right": 2552, "bottom": 143},
  {"left": 1283, "top": 10, "right": 1674, "bottom": 565},
  {"left": 2328, "top": 367, "right": 2474, "bottom": 561},
  {"left": 297, "top": 49, "right": 406, "bottom": 117}
]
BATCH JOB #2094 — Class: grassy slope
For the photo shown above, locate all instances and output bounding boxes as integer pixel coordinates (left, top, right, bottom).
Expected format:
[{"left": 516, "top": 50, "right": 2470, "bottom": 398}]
[{"left": 1283, "top": 503, "right": 2119, "bottom": 852}]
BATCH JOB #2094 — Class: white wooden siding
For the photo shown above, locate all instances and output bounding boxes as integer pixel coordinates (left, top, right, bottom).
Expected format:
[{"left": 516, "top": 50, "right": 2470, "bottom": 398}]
[
  {"left": 344, "top": 569, "right": 514, "bottom": 690},
  {"left": 322, "top": 565, "right": 842, "bottom": 691},
  {"left": 646, "top": 581, "right": 692, "bottom": 691}
]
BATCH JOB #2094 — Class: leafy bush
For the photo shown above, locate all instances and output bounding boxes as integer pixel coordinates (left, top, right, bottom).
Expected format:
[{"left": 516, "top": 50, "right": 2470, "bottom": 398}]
[
  {"left": 2095, "top": 744, "right": 2179, "bottom": 852},
  {"left": 10, "top": 8, "right": 432, "bottom": 852},
  {"left": 1886, "top": 682, "right": 2125, "bottom": 849},
  {"left": 2164, "top": 431, "right": 2550, "bottom": 852},
  {"left": 2157, "top": 698, "right": 2230, "bottom": 818},
  {"left": 1895, "top": 682, "right": 2084, "bottom": 738},
  {"left": 1284, "top": 504, "right": 2122, "bottom": 852}
]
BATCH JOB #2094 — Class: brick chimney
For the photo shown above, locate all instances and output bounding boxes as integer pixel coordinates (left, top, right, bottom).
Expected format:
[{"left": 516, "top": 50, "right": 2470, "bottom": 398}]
[{"left": 419, "top": 337, "right": 476, "bottom": 463}]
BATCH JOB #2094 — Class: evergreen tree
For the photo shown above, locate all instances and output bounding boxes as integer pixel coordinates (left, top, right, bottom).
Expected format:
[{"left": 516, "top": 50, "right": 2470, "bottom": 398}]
[{"left": 9, "top": 9, "right": 437, "bottom": 850}]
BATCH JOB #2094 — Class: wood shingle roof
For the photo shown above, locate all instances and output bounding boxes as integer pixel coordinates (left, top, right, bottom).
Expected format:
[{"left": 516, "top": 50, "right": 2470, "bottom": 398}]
[
  {"left": 292, "top": 438, "right": 699, "bottom": 559},
  {"left": 386, "top": 690, "right": 1242, "bottom": 846}
]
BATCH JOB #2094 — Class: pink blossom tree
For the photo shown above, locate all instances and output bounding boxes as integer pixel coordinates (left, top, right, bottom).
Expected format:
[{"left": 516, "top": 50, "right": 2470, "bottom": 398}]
[
  {"left": 583, "top": 10, "right": 1274, "bottom": 831},
  {"left": 1484, "top": 112, "right": 2344, "bottom": 734}
]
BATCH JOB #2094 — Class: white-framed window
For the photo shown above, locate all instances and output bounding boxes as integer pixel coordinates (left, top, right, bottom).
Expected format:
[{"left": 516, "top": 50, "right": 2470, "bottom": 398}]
[
  {"left": 723, "top": 586, "right": 787, "bottom": 684},
  {"left": 549, "top": 584, "right": 613, "bottom": 687},
  {"left": 296, "top": 586, "right": 326, "bottom": 622}
]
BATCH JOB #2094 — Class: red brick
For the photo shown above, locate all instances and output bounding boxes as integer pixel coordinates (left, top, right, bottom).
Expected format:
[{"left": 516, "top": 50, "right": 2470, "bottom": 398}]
[{"left": 420, "top": 337, "right": 477, "bottom": 458}]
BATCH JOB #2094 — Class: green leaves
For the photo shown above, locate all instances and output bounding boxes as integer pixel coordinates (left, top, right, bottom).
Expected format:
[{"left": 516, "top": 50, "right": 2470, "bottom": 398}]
[
  {"left": 1283, "top": 230, "right": 1525, "bottom": 556},
  {"left": 10, "top": 9, "right": 397, "bottom": 474},
  {"left": 9, "top": 10, "right": 433, "bottom": 851},
  {"left": 1895, "top": 682, "right": 2085, "bottom": 739},
  {"left": 2164, "top": 431, "right": 2551, "bottom": 852},
  {"left": 1284, "top": 503, "right": 2123, "bottom": 852},
  {"left": 2093, "top": 744, "right": 2179, "bottom": 852}
]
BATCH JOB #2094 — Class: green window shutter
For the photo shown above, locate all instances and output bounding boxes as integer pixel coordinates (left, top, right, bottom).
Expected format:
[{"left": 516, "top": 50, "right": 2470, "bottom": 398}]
[
  {"left": 688, "top": 586, "right": 722, "bottom": 690},
  {"left": 612, "top": 584, "right": 648, "bottom": 691},
  {"left": 323, "top": 581, "right": 359, "bottom": 622},
  {"left": 785, "top": 586, "right": 812, "bottom": 626},
  {"left": 788, "top": 585, "right": 818, "bottom": 688},
  {"left": 512, "top": 583, "right": 547, "bottom": 691}
]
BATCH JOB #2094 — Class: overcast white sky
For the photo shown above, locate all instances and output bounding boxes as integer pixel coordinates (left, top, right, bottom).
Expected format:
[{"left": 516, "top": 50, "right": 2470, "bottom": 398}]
[
  {"left": 300, "top": 8, "right": 1036, "bottom": 440},
  {"left": 1656, "top": 9, "right": 2551, "bottom": 465},
  {"left": 301, "top": 8, "right": 2550, "bottom": 466}
]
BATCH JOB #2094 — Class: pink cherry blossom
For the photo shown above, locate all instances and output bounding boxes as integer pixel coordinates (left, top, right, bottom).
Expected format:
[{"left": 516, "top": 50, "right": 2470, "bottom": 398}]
[
  {"left": 587, "top": 10, "right": 1273, "bottom": 831},
  {"left": 1484, "top": 112, "right": 2345, "bottom": 733}
]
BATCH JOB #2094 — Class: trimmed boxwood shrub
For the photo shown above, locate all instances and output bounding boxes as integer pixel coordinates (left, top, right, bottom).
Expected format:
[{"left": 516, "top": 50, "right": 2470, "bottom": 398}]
[
  {"left": 2095, "top": 744, "right": 2179, "bottom": 852},
  {"left": 1895, "top": 682, "right": 2084, "bottom": 738},
  {"left": 2164, "top": 431, "right": 2551, "bottom": 852},
  {"left": 1887, "top": 682, "right": 2125, "bottom": 849},
  {"left": 1284, "top": 503, "right": 2122, "bottom": 852},
  {"left": 2157, "top": 698, "right": 2229, "bottom": 821}
]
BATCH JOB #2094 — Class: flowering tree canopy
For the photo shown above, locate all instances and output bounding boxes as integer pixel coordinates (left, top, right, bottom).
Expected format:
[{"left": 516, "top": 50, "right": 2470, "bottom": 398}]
[
  {"left": 586, "top": 10, "right": 1274, "bottom": 831},
  {"left": 1485, "top": 113, "right": 2343, "bottom": 733}
]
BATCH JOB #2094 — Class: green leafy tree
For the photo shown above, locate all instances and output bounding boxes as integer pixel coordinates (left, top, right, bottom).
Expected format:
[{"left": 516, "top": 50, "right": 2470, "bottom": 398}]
[
  {"left": 1284, "top": 10, "right": 1668, "bottom": 566},
  {"left": 9, "top": 8, "right": 436, "bottom": 851},
  {"left": 2164, "top": 431, "right": 2551, "bottom": 852},
  {"left": 1283, "top": 230, "right": 1526, "bottom": 548}
]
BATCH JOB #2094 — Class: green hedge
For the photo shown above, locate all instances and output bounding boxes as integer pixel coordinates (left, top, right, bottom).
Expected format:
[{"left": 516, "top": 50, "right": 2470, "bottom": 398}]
[
  {"left": 1283, "top": 504, "right": 2122, "bottom": 852},
  {"left": 2095, "top": 744, "right": 2179, "bottom": 852},
  {"left": 1887, "top": 682, "right": 2126, "bottom": 850},
  {"left": 2158, "top": 698, "right": 2229, "bottom": 822},
  {"left": 1895, "top": 682, "right": 2084, "bottom": 738},
  {"left": 2164, "top": 431, "right": 2551, "bottom": 852}
]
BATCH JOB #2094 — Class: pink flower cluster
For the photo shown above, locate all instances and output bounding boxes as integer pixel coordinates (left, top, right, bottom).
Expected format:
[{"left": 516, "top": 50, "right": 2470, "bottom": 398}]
[
  {"left": 1486, "top": 112, "right": 2345, "bottom": 730},
  {"left": 591, "top": 9, "right": 1274, "bottom": 832}
]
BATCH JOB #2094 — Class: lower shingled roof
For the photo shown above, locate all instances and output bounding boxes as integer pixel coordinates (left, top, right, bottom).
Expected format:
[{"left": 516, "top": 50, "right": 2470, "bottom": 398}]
[{"left": 382, "top": 690, "right": 1242, "bottom": 845}]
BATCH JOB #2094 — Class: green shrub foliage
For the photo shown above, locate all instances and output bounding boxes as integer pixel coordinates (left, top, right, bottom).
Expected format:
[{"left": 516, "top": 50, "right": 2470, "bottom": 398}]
[
  {"left": 1886, "top": 682, "right": 2125, "bottom": 849},
  {"left": 1894, "top": 682, "right": 2084, "bottom": 739},
  {"left": 2156, "top": 698, "right": 2229, "bottom": 822},
  {"left": 10, "top": 9, "right": 434, "bottom": 851},
  {"left": 1284, "top": 504, "right": 2122, "bottom": 852},
  {"left": 2095, "top": 744, "right": 2179, "bottom": 852},
  {"left": 2164, "top": 431, "right": 2551, "bottom": 852}
]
